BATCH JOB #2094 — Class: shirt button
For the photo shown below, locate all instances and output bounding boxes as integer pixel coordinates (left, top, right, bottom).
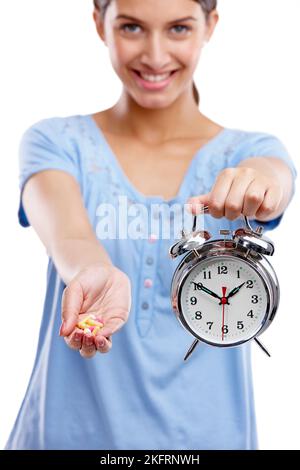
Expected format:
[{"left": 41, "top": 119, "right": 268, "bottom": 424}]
[
  {"left": 142, "top": 302, "right": 149, "bottom": 310},
  {"left": 148, "top": 233, "right": 158, "bottom": 243},
  {"left": 144, "top": 278, "right": 153, "bottom": 288},
  {"left": 146, "top": 256, "right": 154, "bottom": 266}
]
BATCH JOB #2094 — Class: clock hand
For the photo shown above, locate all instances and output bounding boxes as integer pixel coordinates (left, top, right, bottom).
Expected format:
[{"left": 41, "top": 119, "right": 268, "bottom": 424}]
[
  {"left": 221, "top": 286, "right": 227, "bottom": 341},
  {"left": 195, "top": 282, "right": 222, "bottom": 302},
  {"left": 226, "top": 282, "right": 246, "bottom": 300}
]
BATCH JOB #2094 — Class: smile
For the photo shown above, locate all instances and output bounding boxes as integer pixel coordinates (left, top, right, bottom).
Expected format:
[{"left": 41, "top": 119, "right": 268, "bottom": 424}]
[{"left": 131, "top": 69, "right": 179, "bottom": 90}]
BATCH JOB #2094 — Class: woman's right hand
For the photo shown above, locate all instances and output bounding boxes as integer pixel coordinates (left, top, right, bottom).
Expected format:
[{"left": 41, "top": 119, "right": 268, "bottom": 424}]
[{"left": 59, "top": 264, "right": 131, "bottom": 359}]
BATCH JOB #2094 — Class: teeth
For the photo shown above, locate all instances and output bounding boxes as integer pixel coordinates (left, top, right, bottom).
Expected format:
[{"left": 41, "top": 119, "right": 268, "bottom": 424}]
[{"left": 139, "top": 72, "right": 172, "bottom": 82}]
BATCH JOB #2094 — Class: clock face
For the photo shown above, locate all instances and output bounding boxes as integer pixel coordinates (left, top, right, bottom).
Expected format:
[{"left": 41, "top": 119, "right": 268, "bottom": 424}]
[{"left": 179, "top": 255, "right": 269, "bottom": 346}]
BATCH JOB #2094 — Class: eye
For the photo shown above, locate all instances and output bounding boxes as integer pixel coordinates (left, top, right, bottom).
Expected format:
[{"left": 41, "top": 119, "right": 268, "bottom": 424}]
[
  {"left": 171, "top": 25, "right": 191, "bottom": 34},
  {"left": 119, "top": 23, "right": 192, "bottom": 35},
  {"left": 120, "top": 23, "right": 141, "bottom": 34}
]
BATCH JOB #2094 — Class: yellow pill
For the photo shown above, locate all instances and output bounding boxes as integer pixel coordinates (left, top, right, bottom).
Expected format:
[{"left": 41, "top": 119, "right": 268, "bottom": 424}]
[
  {"left": 92, "top": 326, "right": 101, "bottom": 336},
  {"left": 86, "top": 318, "right": 101, "bottom": 327}
]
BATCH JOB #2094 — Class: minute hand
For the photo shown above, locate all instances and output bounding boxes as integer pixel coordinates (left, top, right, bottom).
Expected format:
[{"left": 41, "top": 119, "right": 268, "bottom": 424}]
[{"left": 226, "top": 282, "right": 246, "bottom": 300}]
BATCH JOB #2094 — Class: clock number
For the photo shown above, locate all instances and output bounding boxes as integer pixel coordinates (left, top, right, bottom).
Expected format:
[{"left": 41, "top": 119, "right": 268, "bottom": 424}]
[
  {"left": 222, "top": 325, "right": 229, "bottom": 334},
  {"left": 190, "top": 296, "right": 197, "bottom": 305},
  {"left": 237, "top": 321, "right": 244, "bottom": 330},
  {"left": 246, "top": 280, "right": 254, "bottom": 288},
  {"left": 203, "top": 271, "right": 211, "bottom": 280},
  {"left": 217, "top": 266, "right": 228, "bottom": 275},
  {"left": 237, "top": 270, "right": 241, "bottom": 279},
  {"left": 192, "top": 282, "right": 203, "bottom": 291},
  {"left": 195, "top": 311, "right": 202, "bottom": 320},
  {"left": 251, "top": 295, "right": 259, "bottom": 304},
  {"left": 206, "top": 322, "right": 213, "bottom": 330},
  {"left": 247, "top": 309, "right": 254, "bottom": 318}
]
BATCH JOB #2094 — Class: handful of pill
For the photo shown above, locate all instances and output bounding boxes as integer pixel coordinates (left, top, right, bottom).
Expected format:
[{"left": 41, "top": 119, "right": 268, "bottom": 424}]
[{"left": 77, "top": 314, "right": 104, "bottom": 336}]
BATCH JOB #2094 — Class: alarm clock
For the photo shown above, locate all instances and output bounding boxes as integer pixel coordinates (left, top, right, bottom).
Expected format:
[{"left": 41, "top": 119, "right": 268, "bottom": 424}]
[{"left": 169, "top": 207, "right": 279, "bottom": 361}]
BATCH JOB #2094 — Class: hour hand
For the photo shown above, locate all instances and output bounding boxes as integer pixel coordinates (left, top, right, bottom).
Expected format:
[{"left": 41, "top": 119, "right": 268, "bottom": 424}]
[
  {"left": 226, "top": 282, "right": 246, "bottom": 300},
  {"left": 193, "top": 282, "right": 222, "bottom": 301}
]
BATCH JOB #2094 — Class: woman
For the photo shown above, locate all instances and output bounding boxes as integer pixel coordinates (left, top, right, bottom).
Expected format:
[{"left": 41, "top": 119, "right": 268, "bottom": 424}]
[{"left": 6, "top": 0, "right": 296, "bottom": 450}]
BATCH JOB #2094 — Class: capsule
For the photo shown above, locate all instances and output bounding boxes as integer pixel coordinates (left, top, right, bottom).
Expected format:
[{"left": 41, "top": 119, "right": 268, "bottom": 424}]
[
  {"left": 86, "top": 318, "right": 102, "bottom": 327},
  {"left": 77, "top": 314, "right": 104, "bottom": 332},
  {"left": 92, "top": 326, "right": 101, "bottom": 336}
]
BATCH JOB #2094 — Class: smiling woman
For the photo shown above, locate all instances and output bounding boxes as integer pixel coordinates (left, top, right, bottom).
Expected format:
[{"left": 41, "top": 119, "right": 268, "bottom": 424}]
[
  {"left": 6, "top": 0, "right": 297, "bottom": 453},
  {"left": 93, "top": 0, "right": 217, "bottom": 105}
]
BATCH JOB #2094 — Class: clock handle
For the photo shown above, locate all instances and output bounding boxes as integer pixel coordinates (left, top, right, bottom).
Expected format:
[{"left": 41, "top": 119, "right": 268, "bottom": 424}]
[
  {"left": 192, "top": 205, "right": 209, "bottom": 232},
  {"left": 243, "top": 215, "right": 264, "bottom": 234},
  {"left": 192, "top": 208, "right": 262, "bottom": 236},
  {"left": 184, "top": 339, "right": 200, "bottom": 361}
]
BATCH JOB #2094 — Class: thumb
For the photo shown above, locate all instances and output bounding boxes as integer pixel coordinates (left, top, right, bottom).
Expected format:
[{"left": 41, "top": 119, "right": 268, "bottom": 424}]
[
  {"left": 186, "top": 192, "right": 211, "bottom": 215},
  {"left": 60, "top": 279, "right": 83, "bottom": 336}
]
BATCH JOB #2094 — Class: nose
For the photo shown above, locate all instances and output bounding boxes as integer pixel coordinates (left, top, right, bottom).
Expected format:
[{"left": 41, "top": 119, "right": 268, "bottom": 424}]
[{"left": 140, "top": 31, "right": 172, "bottom": 72}]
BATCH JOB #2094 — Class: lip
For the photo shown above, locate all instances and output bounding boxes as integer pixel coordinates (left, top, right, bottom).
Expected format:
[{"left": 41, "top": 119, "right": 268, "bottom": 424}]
[{"left": 130, "top": 69, "right": 179, "bottom": 91}]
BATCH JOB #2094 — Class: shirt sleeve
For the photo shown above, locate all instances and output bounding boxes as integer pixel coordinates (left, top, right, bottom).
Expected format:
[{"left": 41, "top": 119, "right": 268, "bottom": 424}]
[
  {"left": 230, "top": 131, "right": 297, "bottom": 232},
  {"left": 17, "top": 118, "right": 81, "bottom": 227}
]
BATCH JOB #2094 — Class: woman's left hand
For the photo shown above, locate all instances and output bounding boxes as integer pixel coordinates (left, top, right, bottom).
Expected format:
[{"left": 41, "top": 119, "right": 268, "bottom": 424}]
[{"left": 187, "top": 166, "right": 283, "bottom": 221}]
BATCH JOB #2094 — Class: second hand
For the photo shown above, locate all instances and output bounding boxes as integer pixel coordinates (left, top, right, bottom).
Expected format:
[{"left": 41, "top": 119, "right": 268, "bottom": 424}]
[{"left": 221, "top": 286, "right": 227, "bottom": 341}]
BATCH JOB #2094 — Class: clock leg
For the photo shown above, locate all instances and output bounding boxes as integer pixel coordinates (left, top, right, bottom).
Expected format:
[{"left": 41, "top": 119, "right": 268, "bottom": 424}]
[
  {"left": 254, "top": 337, "right": 271, "bottom": 357},
  {"left": 184, "top": 339, "right": 200, "bottom": 361}
]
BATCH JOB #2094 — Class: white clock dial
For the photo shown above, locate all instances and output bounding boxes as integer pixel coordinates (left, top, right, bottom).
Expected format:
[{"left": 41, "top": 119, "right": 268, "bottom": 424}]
[{"left": 180, "top": 255, "right": 269, "bottom": 346}]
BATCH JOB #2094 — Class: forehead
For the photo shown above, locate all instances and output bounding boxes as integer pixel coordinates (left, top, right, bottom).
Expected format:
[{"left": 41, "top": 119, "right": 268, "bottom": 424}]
[{"left": 108, "top": 0, "right": 202, "bottom": 22}]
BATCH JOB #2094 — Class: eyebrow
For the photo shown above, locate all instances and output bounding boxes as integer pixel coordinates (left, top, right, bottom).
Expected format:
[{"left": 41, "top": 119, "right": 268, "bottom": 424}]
[{"left": 115, "top": 14, "right": 198, "bottom": 24}]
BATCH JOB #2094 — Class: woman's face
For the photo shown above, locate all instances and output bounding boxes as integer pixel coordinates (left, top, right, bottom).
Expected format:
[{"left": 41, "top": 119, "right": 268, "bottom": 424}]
[{"left": 94, "top": 0, "right": 218, "bottom": 109}]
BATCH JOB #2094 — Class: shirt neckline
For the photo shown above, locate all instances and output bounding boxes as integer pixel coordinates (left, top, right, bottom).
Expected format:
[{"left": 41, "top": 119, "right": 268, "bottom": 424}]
[{"left": 84, "top": 113, "right": 230, "bottom": 205}]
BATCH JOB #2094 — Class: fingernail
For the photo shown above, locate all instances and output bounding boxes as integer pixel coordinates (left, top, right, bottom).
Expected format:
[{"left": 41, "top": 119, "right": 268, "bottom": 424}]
[
  {"left": 59, "top": 321, "right": 66, "bottom": 336},
  {"left": 85, "top": 336, "right": 94, "bottom": 346},
  {"left": 98, "top": 339, "right": 105, "bottom": 348},
  {"left": 74, "top": 333, "right": 82, "bottom": 341}
]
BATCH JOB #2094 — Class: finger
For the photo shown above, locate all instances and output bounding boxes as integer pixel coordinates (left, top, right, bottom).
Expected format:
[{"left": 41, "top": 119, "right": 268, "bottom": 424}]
[
  {"left": 60, "top": 279, "right": 83, "bottom": 336},
  {"left": 255, "top": 184, "right": 282, "bottom": 220},
  {"left": 242, "top": 180, "right": 266, "bottom": 217},
  {"left": 65, "top": 327, "right": 83, "bottom": 350},
  {"left": 97, "top": 316, "right": 126, "bottom": 338},
  {"left": 224, "top": 168, "right": 256, "bottom": 220},
  {"left": 208, "top": 169, "right": 236, "bottom": 218},
  {"left": 95, "top": 335, "right": 112, "bottom": 354},
  {"left": 186, "top": 193, "right": 211, "bottom": 215},
  {"left": 80, "top": 333, "right": 97, "bottom": 359}
]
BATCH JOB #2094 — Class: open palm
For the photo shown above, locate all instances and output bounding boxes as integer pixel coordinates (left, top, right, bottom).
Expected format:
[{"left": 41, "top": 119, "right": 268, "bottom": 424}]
[{"left": 60, "top": 264, "right": 131, "bottom": 358}]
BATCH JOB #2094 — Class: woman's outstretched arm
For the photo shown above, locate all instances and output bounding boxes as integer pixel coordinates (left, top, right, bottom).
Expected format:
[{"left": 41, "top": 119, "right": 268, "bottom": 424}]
[
  {"left": 22, "top": 169, "right": 113, "bottom": 283},
  {"left": 22, "top": 169, "right": 131, "bottom": 358}
]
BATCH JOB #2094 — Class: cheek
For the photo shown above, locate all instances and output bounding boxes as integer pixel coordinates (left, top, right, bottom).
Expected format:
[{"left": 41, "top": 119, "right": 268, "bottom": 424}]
[
  {"left": 171, "top": 37, "right": 203, "bottom": 69},
  {"left": 176, "top": 40, "right": 201, "bottom": 68},
  {"left": 108, "top": 37, "right": 139, "bottom": 67}
]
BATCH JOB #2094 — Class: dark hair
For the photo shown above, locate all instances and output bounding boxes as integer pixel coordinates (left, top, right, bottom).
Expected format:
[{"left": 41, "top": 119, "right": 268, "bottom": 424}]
[{"left": 93, "top": 0, "right": 218, "bottom": 105}]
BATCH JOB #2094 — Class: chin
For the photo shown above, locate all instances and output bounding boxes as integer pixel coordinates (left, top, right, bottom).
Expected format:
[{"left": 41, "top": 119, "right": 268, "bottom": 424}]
[{"left": 132, "top": 91, "right": 178, "bottom": 110}]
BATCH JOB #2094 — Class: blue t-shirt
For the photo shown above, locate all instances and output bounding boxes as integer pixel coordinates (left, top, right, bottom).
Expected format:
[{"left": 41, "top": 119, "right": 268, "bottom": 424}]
[{"left": 6, "top": 114, "right": 297, "bottom": 450}]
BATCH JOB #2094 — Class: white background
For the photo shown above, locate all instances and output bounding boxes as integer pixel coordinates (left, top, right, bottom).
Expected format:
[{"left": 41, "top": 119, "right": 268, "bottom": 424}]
[{"left": 0, "top": 0, "right": 299, "bottom": 450}]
